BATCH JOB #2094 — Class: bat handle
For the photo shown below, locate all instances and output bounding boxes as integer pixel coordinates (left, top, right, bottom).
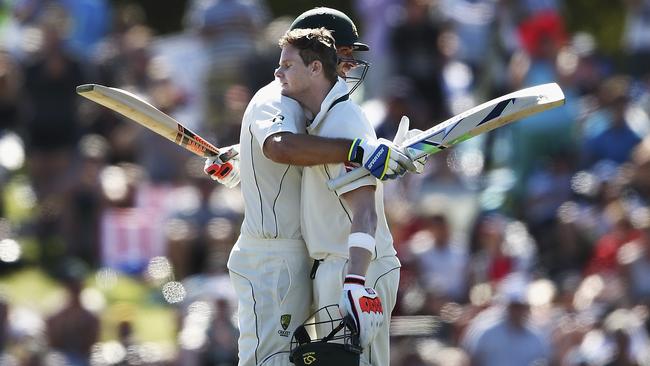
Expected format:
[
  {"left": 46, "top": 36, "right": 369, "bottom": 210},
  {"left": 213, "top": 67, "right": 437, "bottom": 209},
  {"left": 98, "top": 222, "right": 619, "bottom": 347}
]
[{"left": 327, "top": 167, "right": 370, "bottom": 191}]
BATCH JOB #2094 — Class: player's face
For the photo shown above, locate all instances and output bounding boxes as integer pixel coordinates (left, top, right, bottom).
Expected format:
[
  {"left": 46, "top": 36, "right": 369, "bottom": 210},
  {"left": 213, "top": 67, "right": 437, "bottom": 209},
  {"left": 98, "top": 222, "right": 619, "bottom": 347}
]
[
  {"left": 275, "top": 45, "right": 312, "bottom": 99},
  {"left": 336, "top": 46, "right": 359, "bottom": 77},
  {"left": 335, "top": 46, "right": 369, "bottom": 94}
]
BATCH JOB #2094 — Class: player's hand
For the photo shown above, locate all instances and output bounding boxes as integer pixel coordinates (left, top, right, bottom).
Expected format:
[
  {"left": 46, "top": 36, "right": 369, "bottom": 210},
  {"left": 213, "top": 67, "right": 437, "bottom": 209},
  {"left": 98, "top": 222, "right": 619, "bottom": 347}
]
[
  {"left": 348, "top": 138, "right": 416, "bottom": 181},
  {"left": 338, "top": 275, "right": 384, "bottom": 348},
  {"left": 393, "top": 116, "right": 427, "bottom": 174},
  {"left": 204, "top": 144, "right": 241, "bottom": 188}
]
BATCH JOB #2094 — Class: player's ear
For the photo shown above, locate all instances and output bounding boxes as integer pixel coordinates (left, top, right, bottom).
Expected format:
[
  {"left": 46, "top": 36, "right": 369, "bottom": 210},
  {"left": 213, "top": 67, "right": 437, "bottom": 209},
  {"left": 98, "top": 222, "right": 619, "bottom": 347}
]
[{"left": 310, "top": 60, "right": 322, "bottom": 76}]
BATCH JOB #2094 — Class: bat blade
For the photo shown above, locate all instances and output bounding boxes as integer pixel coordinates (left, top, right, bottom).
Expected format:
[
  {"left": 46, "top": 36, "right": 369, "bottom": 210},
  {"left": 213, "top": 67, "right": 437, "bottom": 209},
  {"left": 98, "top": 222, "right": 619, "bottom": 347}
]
[
  {"left": 327, "top": 82, "right": 565, "bottom": 190},
  {"left": 76, "top": 84, "right": 220, "bottom": 158}
]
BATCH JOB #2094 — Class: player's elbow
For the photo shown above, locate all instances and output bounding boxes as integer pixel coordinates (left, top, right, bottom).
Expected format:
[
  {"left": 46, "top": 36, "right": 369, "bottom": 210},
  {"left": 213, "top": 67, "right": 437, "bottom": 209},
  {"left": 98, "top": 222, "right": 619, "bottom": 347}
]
[{"left": 263, "top": 134, "right": 298, "bottom": 164}]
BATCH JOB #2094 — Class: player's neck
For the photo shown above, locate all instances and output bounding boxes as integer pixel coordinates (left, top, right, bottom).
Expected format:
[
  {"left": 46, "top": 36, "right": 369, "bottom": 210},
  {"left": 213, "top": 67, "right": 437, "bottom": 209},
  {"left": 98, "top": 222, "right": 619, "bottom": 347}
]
[{"left": 302, "top": 79, "right": 335, "bottom": 116}]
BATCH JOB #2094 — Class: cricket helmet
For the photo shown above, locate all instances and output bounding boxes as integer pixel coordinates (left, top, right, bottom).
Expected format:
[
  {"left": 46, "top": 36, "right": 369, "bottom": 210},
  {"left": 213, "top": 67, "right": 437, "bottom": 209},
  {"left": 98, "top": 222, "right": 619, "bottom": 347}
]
[
  {"left": 290, "top": 7, "right": 369, "bottom": 51},
  {"left": 290, "top": 7, "right": 370, "bottom": 94},
  {"left": 289, "top": 305, "right": 362, "bottom": 366}
]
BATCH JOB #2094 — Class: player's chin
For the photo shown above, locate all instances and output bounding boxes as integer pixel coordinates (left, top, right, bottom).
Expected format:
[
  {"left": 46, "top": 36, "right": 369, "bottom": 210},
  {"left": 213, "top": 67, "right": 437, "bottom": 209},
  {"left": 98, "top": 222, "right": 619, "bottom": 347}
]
[{"left": 280, "top": 86, "right": 295, "bottom": 98}]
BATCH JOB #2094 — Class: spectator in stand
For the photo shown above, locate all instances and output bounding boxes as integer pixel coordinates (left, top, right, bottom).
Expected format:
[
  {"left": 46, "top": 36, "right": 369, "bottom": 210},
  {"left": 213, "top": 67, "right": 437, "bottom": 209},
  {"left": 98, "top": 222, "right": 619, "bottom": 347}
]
[
  {"left": 389, "top": 0, "right": 447, "bottom": 126},
  {"left": 46, "top": 273, "right": 100, "bottom": 366},
  {"left": 200, "top": 298, "right": 238, "bottom": 365},
  {"left": 374, "top": 77, "right": 416, "bottom": 140},
  {"left": 467, "top": 213, "right": 517, "bottom": 287},
  {"left": 586, "top": 200, "right": 644, "bottom": 275},
  {"left": 619, "top": 221, "right": 650, "bottom": 303},
  {"left": 184, "top": 0, "right": 269, "bottom": 142},
  {"left": 462, "top": 275, "right": 550, "bottom": 366},
  {"left": 353, "top": 0, "right": 402, "bottom": 100},
  {"left": 582, "top": 76, "right": 643, "bottom": 168},
  {"left": 622, "top": 0, "right": 650, "bottom": 78},
  {"left": 437, "top": 0, "right": 500, "bottom": 76},
  {"left": 411, "top": 213, "right": 469, "bottom": 302},
  {"left": 21, "top": 5, "right": 86, "bottom": 200},
  {"left": 506, "top": 1, "right": 580, "bottom": 209},
  {"left": 59, "top": 135, "right": 110, "bottom": 268},
  {"left": 59, "top": 0, "right": 111, "bottom": 60}
]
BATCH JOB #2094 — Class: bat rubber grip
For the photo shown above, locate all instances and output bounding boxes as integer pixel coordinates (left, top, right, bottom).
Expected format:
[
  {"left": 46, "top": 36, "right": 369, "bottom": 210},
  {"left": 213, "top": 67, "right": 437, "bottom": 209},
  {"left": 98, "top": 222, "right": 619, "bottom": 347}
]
[{"left": 327, "top": 168, "right": 370, "bottom": 191}]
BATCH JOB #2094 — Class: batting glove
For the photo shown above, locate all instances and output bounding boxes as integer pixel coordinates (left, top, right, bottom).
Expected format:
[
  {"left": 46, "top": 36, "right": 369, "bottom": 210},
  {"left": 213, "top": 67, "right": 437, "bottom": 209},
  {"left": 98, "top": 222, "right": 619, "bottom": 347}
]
[
  {"left": 348, "top": 138, "right": 416, "bottom": 181},
  {"left": 204, "top": 144, "right": 241, "bottom": 188},
  {"left": 393, "top": 116, "right": 427, "bottom": 174},
  {"left": 339, "top": 275, "right": 384, "bottom": 348}
]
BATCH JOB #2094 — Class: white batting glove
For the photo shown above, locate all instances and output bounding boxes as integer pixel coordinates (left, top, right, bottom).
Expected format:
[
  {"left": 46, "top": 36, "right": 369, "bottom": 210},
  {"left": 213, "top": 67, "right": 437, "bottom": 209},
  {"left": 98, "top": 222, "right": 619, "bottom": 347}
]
[
  {"left": 339, "top": 274, "right": 384, "bottom": 348},
  {"left": 348, "top": 138, "right": 416, "bottom": 181},
  {"left": 204, "top": 144, "right": 241, "bottom": 188},
  {"left": 393, "top": 116, "right": 427, "bottom": 174}
]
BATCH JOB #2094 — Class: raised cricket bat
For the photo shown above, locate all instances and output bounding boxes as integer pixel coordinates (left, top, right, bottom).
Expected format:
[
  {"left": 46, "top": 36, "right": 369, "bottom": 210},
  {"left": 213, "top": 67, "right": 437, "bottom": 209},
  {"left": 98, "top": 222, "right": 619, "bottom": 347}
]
[
  {"left": 76, "top": 84, "right": 236, "bottom": 177},
  {"left": 328, "top": 82, "right": 565, "bottom": 190}
]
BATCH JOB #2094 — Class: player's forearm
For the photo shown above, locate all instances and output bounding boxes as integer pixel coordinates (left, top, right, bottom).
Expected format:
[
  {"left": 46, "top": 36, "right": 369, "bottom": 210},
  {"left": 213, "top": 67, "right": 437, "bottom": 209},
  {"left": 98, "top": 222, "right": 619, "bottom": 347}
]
[
  {"left": 348, "top": 246, "right": 372, "bottom": 276},
  {"left": 348, "top": 212, "right": 377, "bottom": 277},
  {"left": 342, "top": 186, "right": 378, "bottom": 276},
  {"left": 263, "top": 132, "right": 352, "bottom": 165}
]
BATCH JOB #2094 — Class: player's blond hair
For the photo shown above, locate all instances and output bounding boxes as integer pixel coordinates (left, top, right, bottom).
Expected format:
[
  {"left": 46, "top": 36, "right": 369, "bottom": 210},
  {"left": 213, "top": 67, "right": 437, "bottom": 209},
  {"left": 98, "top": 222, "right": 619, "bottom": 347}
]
[{"left": 279, "top": 28, "right": 338, "bottom": 84}]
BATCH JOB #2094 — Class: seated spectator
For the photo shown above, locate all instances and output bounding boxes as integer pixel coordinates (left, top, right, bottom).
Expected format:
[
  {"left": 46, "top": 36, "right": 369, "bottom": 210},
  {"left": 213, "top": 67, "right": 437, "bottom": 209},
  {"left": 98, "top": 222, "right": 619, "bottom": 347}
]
[
  {"left": 468, "top": 213, "right": 517, "bottom": 287},
  {"left": 619, "top": 221, "right": 650, "bottom": 303},
  {"left": 201, "top": 297, "right": 238, "bottom": 365},
  {"left": 46, "top": 274, "right": 100, "bottom": 366},
  {"left": 462, "top": 275, "right": 550, "bottom": 366},
  {"left": 586, "top": 201, "right": 643, "bottom": 275},
  {"left": 411, "top": 213, "right": 469, "bottom": 302},
  {"left": 582, "top": 76, "right": 642, "bottom": 167}
]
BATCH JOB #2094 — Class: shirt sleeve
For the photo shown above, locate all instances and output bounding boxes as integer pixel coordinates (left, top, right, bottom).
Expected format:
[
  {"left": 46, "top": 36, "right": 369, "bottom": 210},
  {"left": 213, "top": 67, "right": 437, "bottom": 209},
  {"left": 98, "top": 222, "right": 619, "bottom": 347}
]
[
  {"left": 325, "top": 108, "right": 378, "bottom": 196},
  {"left": 250, "top": 94, "right": 304, "bottom": 150}
]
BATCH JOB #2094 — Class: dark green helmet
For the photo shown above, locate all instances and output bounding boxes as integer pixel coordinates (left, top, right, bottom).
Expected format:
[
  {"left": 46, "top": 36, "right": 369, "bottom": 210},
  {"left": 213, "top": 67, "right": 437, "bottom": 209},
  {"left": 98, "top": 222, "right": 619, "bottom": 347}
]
[{"left": 290, "top": 7, "right": 369, "bottom": 51}]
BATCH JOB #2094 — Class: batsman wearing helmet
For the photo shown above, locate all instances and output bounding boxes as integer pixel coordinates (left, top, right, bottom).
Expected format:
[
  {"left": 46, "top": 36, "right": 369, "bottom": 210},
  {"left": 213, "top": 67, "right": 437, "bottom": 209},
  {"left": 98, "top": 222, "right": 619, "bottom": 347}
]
[
  {"left": 274, "top": 25, "right": 403, "bottom": 366},
  {"left": 204, "top": 7, "right": 418, "bottom": 366}
]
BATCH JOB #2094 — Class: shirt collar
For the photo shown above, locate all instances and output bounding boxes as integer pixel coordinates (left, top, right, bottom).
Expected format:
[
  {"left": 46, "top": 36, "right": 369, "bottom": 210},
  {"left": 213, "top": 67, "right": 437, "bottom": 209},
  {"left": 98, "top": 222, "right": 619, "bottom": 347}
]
[{"left": 306, "top": 77, "right": 349, "bottom": 132}]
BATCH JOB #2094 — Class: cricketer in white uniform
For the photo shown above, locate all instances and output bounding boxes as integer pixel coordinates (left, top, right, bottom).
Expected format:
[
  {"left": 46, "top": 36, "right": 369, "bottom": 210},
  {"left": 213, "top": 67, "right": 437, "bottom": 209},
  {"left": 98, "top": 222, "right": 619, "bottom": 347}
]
[
  {"left": 228, "top": 79, "right": 312, "bottom": 366},
  {"left": 302, "top": 77, "right": 401, "bottom": 366},
  {"left": 205, "top": 9, "right": 419, "bottom": 366}
]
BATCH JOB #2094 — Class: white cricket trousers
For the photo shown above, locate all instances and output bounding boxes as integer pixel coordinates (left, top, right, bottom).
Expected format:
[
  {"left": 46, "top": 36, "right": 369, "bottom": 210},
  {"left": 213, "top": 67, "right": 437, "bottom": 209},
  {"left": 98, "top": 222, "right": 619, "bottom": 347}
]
[
  {"left": 312, "top": 255, "right": 401, "bottom": 366},
  {"left": 228, "top": 236, "right": 312, "bottom": 366}
]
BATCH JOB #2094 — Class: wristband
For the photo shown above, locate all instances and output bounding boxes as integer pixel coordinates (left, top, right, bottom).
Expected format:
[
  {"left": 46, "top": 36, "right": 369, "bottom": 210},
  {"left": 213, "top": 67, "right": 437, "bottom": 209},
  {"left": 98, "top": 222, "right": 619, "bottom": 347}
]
[
  {"left": 348, "top": 138, "right": 363, "bottom": 164},
  {"left": 344, "top": 274, "right": 365, "bottom": 286},
  {"left": 348, "top": 232, "right": 375, "bottom": 253}
]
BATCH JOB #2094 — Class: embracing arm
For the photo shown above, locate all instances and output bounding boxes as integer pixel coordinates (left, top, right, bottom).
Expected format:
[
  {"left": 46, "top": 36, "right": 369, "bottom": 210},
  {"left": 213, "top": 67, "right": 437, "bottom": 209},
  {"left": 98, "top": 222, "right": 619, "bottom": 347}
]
[
  {"left": 207, "top": 117, "right": 421, "bottom": 185},
  {"left": 263, "top": 131, "right": 416, "bottom": 181},
  {"left": 263, "top": 132, "right": 352, "bottom": 165}
]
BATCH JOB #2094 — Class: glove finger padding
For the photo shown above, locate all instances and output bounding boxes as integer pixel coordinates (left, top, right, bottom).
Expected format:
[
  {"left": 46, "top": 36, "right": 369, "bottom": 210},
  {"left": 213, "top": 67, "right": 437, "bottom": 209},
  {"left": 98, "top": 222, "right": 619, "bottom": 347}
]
[
  {"left": 398, "top": 125, "right": 428, "bottom": 174},
  {"left": 392, "top": 116, "right": 410, "bottom": 146},
  {"left": 203, "top": 145, "right": 241, "bottom": 188},
  {"left": 339, "top": 276, "right": 384, "bottom": 348}
]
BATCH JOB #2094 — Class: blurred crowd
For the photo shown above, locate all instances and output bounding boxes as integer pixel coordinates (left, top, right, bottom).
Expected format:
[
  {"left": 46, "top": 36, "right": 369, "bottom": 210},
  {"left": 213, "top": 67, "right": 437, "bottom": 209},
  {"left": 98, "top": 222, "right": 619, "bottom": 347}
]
[{"left": 0, "top": 0, "right": 649, "bottom": 365}]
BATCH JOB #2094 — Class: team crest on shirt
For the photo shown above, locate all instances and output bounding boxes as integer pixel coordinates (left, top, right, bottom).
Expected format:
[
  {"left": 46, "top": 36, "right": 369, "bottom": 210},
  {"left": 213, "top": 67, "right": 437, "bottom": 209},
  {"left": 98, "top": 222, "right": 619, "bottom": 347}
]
[
  {"left": 272, "top": 115, "right": 285, "bottom": 125},
  {"left": 278, "top": 314, "right": 291, "bottom": 337}
]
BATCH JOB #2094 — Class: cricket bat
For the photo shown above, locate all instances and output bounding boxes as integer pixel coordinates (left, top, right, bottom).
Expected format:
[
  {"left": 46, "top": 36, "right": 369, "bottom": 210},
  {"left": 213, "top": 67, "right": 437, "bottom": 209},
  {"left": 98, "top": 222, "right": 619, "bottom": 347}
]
[
  {"left": 76, "top": 84, "right": 236, "bottom": 177},
  {"left": 328, "top": 82, "right": 566, "bottom": 190}
]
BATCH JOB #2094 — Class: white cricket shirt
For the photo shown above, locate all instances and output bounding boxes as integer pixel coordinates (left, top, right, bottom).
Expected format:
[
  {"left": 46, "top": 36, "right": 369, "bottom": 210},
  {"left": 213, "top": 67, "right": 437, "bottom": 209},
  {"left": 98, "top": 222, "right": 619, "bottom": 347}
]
[
  {"left": 238, "top": 80, "right": 305, "bottom": 240},
  {"left": 301, "top": 79, "right": 397, "bottom": 260}
]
